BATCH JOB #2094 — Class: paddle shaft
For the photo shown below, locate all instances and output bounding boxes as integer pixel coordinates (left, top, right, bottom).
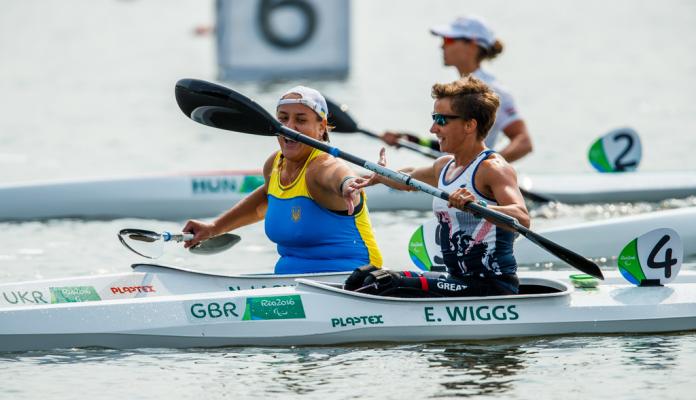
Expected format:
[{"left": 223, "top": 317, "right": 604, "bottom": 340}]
[
  {"left": 279, "top": 125, "right": 602, "bottom": 279},
  {"left": 284, "top": 126, "right": 519, "bottom": 228},
  {"left": 357, "top": 128, "right": 446, "bottom": 159},
  {"left": 162, "top": 232, "right": 194, "bottom": 242},
  {"left": 356, "top": 128, "right": 554, "bottom": 203}
]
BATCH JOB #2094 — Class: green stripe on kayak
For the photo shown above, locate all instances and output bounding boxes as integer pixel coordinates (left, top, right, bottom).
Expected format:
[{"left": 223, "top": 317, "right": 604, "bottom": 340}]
[
  {"left": 242, "top": 295, "right": 306, "bottom": 320},
  {"left": 49, "top": 286, "right": 101, "bottom": 303},
  {"left": 588, "top": 139, "right": 613, "bottom": 172},
  {"left": 618, "top": 238, "right": 645, "bottom": 285},
  {"left": 408, "top": 225, "right": 432, "bottom": 271},
  {"left": 240, "top": 175, "right": 265, "bottom": 193}
]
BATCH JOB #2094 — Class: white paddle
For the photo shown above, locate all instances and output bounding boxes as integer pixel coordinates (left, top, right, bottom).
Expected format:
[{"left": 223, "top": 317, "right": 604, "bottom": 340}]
[{"left": 118, "top": 228, "right": 241, "bottom": 259}]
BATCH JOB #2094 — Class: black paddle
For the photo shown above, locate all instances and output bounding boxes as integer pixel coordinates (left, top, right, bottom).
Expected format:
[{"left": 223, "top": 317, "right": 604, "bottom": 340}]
[
  {"left": 325, "top": 98, "right": 556, "bottom": 204},
  {"left": 327, "top": 99, "right": 445, "bottom": 158},
  {"left": 174, "top": 78, "right": 603, "bottom": 280}
]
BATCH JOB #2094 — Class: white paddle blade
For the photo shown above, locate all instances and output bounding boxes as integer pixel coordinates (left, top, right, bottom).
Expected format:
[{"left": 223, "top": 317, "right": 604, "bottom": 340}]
[
  {"left": 588, "top": 127, "right": 642, "bottom": 172},
  {"left": 118, "top": 229, "right": 164, "bottom": 259},
  {"left": 618, "top": 228, "right": 683, "bottom": 286},
  {"left": 189, "top": 233, "right": 241, "bottom": 255}
]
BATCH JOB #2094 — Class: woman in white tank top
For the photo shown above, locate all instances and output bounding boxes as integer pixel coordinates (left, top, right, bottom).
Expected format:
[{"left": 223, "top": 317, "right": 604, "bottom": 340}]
[
  {"left": 380, "top": 15, "right": 533, "bottom": 163},
  {"left": 350, "top": 75, "right": 530, "bottom": 296}
]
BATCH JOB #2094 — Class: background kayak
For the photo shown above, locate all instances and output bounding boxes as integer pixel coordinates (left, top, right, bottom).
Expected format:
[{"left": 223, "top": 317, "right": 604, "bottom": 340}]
[
  {"left": 1, "top": 170, "right": 695, "bottom": 220},
  {"left": 519, "top": 171, "right": 696, "bottom": 204},
  {"left": 0, "top": 171, "right": 432, "bottom": 220}
]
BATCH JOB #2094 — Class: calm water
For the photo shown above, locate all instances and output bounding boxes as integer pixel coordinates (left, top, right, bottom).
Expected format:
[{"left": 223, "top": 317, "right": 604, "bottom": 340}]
[{"left": 1, "top": 0, "right": 696, "bottom": 398}]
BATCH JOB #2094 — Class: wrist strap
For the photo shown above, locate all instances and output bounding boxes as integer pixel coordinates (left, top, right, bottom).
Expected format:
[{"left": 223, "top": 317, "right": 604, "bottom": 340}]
[{"left": 339, "top": 176, "right": 357, "bottom": 193}]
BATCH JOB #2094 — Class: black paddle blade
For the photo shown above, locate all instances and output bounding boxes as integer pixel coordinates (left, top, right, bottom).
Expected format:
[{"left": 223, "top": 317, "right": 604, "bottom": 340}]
[
  {"left": 520, "top": 229, "right": 604, "bottom": 280},
  {"left": 175, "top": 78, "right": 280, "bottom": 136},
  {"left": 326, "top": 98, "right": 359, "bottom": 133}
]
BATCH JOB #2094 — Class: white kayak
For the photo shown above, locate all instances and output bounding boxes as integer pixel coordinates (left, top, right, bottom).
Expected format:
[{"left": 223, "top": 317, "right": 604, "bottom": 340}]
[
  {"left": 2, "top": 169, "right": 695, "bottom": 220},
  {"left": 0, "top": 171, "right": 431, "bottom": 220},
  {"left": 515, "top": 206, "right": 696, "bottom": 265},
  {"left": 409, "top": 206, "right": 696, "bottom": 268},
  {"left": 0, "top": 263, "right": 349, "bottom": 309},
  {"left": 1, "top": 266, "right": 695, "bottom": 352},
  {"left": 519, "top": 171, "right": 696, "bottom": 204}
]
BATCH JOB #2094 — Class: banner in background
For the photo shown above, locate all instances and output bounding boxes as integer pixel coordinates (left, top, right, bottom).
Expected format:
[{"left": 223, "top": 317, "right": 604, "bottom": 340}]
[{"left": 216, "top": 0, "right": 350, "bottom": 81}]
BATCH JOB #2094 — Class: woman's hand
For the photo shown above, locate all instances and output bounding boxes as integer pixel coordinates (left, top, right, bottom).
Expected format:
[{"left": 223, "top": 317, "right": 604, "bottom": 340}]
[
  {"left": 381, "top": 131, "right": 403, "bottom": 146},
  {"left": 448, "top": 187, "right": 476, "bottom": 211},
  {"left": 350, "top": 148, "right": 388, "bottom": 192},
  {"left": 182, "top": 219, "right": 217, "bottom": 249}
]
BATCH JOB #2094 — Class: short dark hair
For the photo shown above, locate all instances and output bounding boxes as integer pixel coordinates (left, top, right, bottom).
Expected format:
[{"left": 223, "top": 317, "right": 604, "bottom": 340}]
[{"left": 431, "top": 76, "right": 500, "bottom": 139}]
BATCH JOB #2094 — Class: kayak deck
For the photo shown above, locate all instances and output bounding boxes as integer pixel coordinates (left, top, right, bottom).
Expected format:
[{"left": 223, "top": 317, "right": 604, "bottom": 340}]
[{"left": 1, "top": 271, "right": 695, "bottom": 352}]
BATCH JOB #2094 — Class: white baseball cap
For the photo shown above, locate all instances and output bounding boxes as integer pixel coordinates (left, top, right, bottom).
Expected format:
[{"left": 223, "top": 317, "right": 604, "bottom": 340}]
[
  {"left": 430, "top": 15, "right": 496, "bottom": 50},
  {"left": 277, "top": 86, "right": 328, "bottom": 121}
]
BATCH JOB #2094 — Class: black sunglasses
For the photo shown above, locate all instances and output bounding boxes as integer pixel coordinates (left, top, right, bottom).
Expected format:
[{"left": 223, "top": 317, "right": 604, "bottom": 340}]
[{"left": 432, "top": 112, "right": 461, "bottom": 126}]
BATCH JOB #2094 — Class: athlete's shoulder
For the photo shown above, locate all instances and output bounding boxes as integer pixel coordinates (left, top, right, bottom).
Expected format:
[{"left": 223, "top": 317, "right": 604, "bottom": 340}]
[
  {"left": 305, "top": 151, "right": 336, "bottom": 173},
  {"left": 263, "top": 151, "right": 280, "bottom": 177},
  {"left": 479, "top": 152, "right": 516, "bottom": 180}
]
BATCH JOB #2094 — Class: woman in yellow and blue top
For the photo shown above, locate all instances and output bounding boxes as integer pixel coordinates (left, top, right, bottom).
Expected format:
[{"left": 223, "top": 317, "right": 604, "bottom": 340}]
[{"left": 182, "top": 86, "right": 382, "bottom": 274}]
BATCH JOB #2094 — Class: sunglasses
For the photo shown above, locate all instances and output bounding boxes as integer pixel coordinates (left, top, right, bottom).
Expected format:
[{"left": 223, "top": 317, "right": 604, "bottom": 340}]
[
  {"left": 432, "top": 113, "right": 461, "bottom": 126},
  {"left": 442, "top": 36, "right": 473, "bottom": 46}
]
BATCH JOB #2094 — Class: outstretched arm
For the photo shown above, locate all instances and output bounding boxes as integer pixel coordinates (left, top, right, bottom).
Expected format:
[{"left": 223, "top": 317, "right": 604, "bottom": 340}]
[
  {"left": 183, "top": 153, "right": 274, "bottom": 247},
  {"left": 351, "top": 148, "right": 447, "bottom": 192}
]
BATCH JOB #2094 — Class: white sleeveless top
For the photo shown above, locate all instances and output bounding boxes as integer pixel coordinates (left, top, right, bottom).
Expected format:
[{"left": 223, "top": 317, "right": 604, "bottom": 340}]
[
  {"left": 473, "top": 69, "right": 521, "bottom": 149},
  {"left": 432, "top": 150, "right": 517, "bottom": 277}
]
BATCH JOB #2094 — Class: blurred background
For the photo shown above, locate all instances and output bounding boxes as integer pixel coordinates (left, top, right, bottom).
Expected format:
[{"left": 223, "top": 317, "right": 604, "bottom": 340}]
[
  {"left": 1, "top": 0, "right": 695, "bottom": 186},
  {"left": 1, "top": 4, "right": 695, "bottom": 398},
  {"left": 0, "top": 0, "right": 695, "bottom": 278}
]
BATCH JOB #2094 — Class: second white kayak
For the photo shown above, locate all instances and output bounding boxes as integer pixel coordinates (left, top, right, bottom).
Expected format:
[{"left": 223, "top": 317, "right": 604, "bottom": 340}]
[{"left": 1, "top": 169, "right": 694, "bottom": 220}]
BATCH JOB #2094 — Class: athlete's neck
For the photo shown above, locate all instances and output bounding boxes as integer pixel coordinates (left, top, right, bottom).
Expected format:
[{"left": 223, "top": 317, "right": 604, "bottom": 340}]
[
  {"left": 456, "top": 61, "right": 480, "bottom": 77},
  {"left": 279, "top": 154, "right": 309, "bottom": 185},
  {"left": 452, "top": 141, "right": 486, "bottom": 168}
]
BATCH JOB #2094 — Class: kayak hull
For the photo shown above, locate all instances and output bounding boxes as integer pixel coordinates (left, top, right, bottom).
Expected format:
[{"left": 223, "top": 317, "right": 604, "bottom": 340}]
[
  {"left": 1, "top": 271, "right": 695, "bottom": 352},
  {"left": 519, "top": 171, "right": 696, "bottom": 204},
  {"left": 4, "top": 316, "right": 695, "bottom": 351},
  {"left": 2, "top": 169, "right": 695, "bottom": 220},
  {"left": 0, "top": 263, "right": 349, "bottom": 309},
  {"left": 0, "top": 172, "right": 431, "bottom": 220},
  {"left": 515, "top": 206, "right": 696, "bottom": 264}
]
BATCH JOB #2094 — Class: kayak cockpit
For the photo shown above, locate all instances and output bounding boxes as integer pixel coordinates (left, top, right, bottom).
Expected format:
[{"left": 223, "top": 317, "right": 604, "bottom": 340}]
[
  {"left": 295, "top": 276, "right": 570, "bottom": 301},
  {"left": 131, "top": 263, "right": 349, "bottom": 280}
]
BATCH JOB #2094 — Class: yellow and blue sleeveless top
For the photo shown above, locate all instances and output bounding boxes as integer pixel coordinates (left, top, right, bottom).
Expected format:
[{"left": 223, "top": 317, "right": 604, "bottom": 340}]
[{"left": 265, "top": 149, "right": 383, "bottom": 274}]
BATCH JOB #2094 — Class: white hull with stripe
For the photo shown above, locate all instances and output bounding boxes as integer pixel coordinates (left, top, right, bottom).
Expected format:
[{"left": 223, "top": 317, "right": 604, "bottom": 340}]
[
  {"left": 1, "top": 170, "right": 695, "bottom": 220},
  {"left": 515, "top": 206, "right": 696, "bottom": 265},
  {"left": 1, "top": 267, "right": 695, "bottom": 352},
  {"left": 519, "top": 171, "right": 696, "bottom": 204},
  {"left": 410, "top": 206, "right": 696, "bottom": 269},
  {"left": 0, "top": 171, "right": 431, "bottom": 220}
]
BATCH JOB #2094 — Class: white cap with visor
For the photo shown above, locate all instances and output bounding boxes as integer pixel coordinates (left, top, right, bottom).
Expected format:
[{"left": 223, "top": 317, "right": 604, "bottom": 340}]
[
  {"left": 277, "top": 86, "right": 328, "bottom": 121},
  {"left": 430, "top": 15, "right": 496, "bottom": 50}
]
